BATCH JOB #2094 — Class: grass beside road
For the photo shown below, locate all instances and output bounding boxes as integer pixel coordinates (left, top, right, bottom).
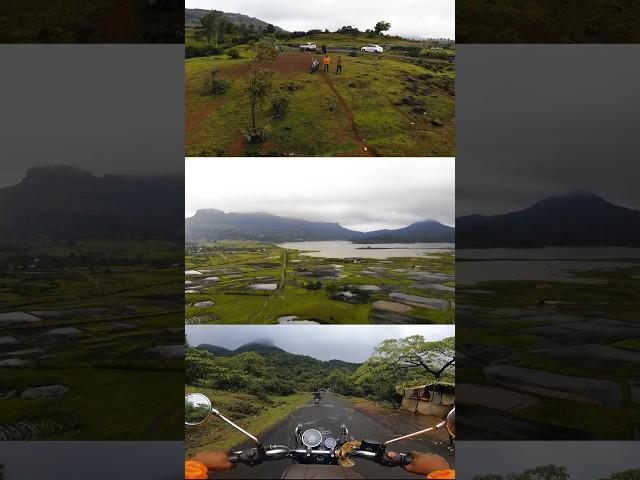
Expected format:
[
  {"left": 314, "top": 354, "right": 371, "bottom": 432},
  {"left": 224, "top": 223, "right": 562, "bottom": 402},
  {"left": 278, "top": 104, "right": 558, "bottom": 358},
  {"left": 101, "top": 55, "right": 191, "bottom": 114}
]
[{"left": 185, "top": 387, "right": 311, "bottom": 456}]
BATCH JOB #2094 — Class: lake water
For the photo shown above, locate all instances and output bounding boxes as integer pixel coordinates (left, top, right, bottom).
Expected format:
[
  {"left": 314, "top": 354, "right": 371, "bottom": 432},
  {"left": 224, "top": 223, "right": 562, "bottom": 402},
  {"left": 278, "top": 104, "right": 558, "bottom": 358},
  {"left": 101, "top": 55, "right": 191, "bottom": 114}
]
[
  {"left": 277, "top": 241, "right": 454, "bottom": 259},
  {"left": 457, "top": 247, "right": 640, "bottom": 284}
]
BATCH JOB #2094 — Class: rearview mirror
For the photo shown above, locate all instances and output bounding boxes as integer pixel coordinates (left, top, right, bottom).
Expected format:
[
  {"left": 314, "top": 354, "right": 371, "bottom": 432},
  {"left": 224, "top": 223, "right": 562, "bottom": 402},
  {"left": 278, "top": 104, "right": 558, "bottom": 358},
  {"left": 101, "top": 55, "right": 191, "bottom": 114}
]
[
  {"left": 185, "top": 393, "right": 212, "bottom": 426},
  {"left": 444, "top": 407, "right": 455, "bottom": 439}
]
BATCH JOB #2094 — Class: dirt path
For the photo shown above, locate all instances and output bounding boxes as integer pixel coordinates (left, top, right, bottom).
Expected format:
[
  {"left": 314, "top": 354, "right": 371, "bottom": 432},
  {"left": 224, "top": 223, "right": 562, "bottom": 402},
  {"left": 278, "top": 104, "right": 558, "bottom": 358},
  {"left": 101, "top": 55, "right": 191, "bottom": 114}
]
[
  {"left": 320, "top": 74, "right": 379, "bottom": 156},
  {"left": 185, "top": 100, "right": 223, "bottom": 143}
]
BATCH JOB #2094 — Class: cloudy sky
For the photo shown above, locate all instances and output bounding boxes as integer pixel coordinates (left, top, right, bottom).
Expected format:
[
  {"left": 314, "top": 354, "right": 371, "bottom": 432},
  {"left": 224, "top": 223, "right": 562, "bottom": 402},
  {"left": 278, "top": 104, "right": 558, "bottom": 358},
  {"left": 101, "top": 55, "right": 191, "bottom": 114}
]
[
  {"left": 186, "top": 0, "right": 454, "bottom": 39},
  {"left": 0, "top": 45, "right": 184, "bottom": 189},
  {"left": 186, "top": 157, "right": 455, "bottom": 232},
  {"left": 0, "top": 442, "right": 182, "bottom": 479},
  {"left": 186, "top": 325, "right": 454, "bottom": 363},
  {"left": 457, "top": 45, "right": 640, "bottom": 216},
  {"left": 457, "top": 442, "right": 640, "bottom": 479}
]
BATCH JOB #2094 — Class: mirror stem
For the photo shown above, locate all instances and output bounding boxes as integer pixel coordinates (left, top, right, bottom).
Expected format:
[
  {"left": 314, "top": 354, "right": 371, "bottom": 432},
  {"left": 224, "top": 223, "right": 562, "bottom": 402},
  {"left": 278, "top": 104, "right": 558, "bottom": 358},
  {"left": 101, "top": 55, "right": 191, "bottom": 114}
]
[
  {"left": 212, "top": 410, "right": 261, "bottom": 446},
  {"left": 384, "top": 421, "right": 445, "bottom": 445}
]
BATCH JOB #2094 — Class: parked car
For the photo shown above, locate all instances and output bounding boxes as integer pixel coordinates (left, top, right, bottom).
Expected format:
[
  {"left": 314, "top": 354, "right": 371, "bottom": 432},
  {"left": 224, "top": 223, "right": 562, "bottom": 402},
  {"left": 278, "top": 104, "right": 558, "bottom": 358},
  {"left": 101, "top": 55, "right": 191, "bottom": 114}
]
[
  {"left": 361, "top": 44, "right": 384, "bottom": 53},
  {"left": 300, "top": 42, "right": 318, "bottom": 52}
]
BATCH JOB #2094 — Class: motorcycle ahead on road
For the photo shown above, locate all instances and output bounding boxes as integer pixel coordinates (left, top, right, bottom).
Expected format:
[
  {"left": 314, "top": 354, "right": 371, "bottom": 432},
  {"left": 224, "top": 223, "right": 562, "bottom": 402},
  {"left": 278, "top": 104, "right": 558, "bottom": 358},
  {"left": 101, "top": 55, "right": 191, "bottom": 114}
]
[{"left": 185, "top": 392, "right": 455, "bottom": 480}]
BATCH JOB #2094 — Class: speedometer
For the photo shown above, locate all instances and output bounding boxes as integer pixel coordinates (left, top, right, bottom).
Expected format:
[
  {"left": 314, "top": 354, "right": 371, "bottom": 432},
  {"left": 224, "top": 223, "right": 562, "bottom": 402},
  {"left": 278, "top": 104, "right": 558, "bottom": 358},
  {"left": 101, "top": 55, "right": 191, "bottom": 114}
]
[{"left": 301, "top": 429, "right": 323, "bottom": 448}]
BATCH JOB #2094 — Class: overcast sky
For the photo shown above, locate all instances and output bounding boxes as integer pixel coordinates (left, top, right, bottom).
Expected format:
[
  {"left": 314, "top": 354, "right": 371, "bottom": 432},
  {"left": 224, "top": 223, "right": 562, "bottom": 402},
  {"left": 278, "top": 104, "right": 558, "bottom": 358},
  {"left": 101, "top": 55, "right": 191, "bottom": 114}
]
[
  {"left": 186, "top": 157, "right": 455, "bottom": 232},
  {"left": 186, "top": 325, "right": 453, "bottom": 363},
  {"left": 186, "top": 0, "right": 454, "bottom": 39},
  {"left": 457, "top": 45, "right": 640, "bottom": 216},
  {"left": 0, "top": 442, "right": 182, "bottom": 479},
  {"left": 457, "top": 442, "right": 640, "bottom": 479},
  {"left": 0, "top": 45, "right": 184, "bottom": 189}
]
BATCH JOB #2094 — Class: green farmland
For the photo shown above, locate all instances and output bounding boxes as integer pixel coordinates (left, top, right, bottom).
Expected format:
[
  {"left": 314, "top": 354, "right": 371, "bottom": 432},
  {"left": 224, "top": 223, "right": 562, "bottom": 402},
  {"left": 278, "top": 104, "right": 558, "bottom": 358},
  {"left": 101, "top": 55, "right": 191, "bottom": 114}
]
[
  {"left": 0, "top": 239, "right": 183, "bottom": 440},
  {"left": 185, "top": 241, "right": 455, "bottom": 324}
]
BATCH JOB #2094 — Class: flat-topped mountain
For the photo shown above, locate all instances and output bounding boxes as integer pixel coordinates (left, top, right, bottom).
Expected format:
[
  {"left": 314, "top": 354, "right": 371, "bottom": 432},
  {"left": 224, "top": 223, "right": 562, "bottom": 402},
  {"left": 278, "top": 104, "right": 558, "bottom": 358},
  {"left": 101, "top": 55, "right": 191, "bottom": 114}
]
[
  {"left": 186, "top": 209, "right": 359, "bottom": 242},
  {"left": 457, "top": 192, "right": 640, "bottom": 248},
  {"left": 0, "top": 166, "right": 183, "bottom": 242}
]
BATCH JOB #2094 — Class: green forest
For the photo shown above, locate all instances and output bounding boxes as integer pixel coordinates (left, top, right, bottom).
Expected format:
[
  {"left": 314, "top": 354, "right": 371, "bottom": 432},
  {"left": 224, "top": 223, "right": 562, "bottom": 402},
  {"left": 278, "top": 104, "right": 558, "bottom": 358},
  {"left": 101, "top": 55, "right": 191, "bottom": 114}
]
[{"left": 186, "top": 335, "right": 454, "bottom": 405}]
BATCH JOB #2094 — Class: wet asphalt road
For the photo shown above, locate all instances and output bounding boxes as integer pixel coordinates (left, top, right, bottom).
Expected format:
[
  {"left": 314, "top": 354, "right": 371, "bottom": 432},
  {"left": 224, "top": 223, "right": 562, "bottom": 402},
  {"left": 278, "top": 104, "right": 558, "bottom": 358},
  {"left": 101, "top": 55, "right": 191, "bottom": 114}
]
[{"left": 213, "top": 393, "right": 432, "bottom": 479}]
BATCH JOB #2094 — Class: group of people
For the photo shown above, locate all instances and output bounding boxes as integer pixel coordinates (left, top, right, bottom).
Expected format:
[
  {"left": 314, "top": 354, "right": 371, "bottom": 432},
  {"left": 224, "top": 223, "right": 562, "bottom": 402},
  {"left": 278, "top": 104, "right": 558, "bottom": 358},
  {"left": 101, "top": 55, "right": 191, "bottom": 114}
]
[{"left": 310, "top": 45, "right": 342, "bottom": 74}]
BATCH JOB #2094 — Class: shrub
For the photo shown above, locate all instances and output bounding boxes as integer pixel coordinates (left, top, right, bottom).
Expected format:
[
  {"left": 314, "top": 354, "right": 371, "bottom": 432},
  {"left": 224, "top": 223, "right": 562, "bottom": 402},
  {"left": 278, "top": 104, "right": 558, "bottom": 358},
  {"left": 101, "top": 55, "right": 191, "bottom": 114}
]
[
  {"left": 406, "top": 46, "right": 422, "bottom": 57},
  {"left": 305, "top": 281, "right": 322, "bottom": 290},
  {"left": 271, "top": 92, "right": 290, "bottom": 119},
  {"left": 226, "top": 47, "right": 241, "bottom": 59},
  {"left": 243, "top": 126, "right": 270, "bottom": 144},
  {"left": 349, "top": 51, "right": 358, "bottom": 57},
  {"left": 201, "top": 76, "right": 230, "bottom": 95}
]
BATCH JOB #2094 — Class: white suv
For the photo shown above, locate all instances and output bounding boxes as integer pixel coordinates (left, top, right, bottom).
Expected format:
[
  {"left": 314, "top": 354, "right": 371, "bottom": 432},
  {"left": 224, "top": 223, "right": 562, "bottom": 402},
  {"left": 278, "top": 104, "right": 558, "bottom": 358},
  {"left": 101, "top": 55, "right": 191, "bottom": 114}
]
[
  {"left": 361, "top": 44, "right": 384, "bottom": 53},
  {"left": 300, "top": 42, "right": 318, "bottom": 52}
]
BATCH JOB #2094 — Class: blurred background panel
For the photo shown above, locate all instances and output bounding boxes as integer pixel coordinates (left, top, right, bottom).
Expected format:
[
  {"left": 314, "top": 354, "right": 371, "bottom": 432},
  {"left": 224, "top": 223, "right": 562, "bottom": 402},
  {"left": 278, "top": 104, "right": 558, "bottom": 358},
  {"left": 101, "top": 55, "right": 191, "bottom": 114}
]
[
  {"left": 456, "top": 45, "right": 640, "bottom": 440},
  {"left": 0, "top": 442, "right": 183, "bottom": 479},
  {"left": 456, "top": 441, "right": 640, "bottom": 479},
  {"left": 456, "top": 0, "right": 640, "bottom": 43},
  {"left": 0, "top": 45, "right": 184, "bottom": 440},
  {"left": 0, "top": 0, "right": 184, "bottom": 43}
]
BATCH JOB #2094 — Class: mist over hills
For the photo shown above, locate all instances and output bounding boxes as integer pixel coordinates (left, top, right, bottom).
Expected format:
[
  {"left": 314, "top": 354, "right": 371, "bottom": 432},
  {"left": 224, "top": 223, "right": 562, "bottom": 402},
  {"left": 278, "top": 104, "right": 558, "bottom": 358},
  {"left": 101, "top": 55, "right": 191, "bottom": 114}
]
[
  {"left": 185, "top": 209, "right": 455, "bottom": 243},
  {"left": 0, "top": 166, "right": 183, "bottom": 242},
  {"left": 457, "top": 192, "right": 640, "bottom": 248}
]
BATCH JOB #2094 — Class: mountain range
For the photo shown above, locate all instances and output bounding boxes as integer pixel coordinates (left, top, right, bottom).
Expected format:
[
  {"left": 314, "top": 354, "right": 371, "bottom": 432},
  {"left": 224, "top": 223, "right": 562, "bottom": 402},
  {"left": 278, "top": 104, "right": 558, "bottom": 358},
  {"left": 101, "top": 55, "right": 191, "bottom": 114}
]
[
  {"left": 0, "top": 166, "right": 183, "bottom": 243},
  {"left": 195, "top": 341, "right": 360, "bottom": 370},
  {"left": 457, "top": 192, "right": 640, "bottom": 248},
  {"left": 185, "top": 9, "right": 288, "bottom": 33},
  {"left": 185, "top": 209, "right": 455, "bottom": 244}
]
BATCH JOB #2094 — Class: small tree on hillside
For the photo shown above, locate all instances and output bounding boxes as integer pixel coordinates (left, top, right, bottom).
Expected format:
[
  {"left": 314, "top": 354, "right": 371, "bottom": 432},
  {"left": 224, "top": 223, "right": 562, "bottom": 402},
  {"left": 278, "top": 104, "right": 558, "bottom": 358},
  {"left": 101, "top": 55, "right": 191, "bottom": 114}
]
[
  {"left": 244, "top": 38, "right": 279, "bottom": 143},
  {"left": 265, "top": 24, "right": 276, "bottom": 34},
  {"left": 374, "top": 20, "right": 391, "bottom": 35},
  {"left": 200, "top": 10, "right": 228, "bottom": 47}
]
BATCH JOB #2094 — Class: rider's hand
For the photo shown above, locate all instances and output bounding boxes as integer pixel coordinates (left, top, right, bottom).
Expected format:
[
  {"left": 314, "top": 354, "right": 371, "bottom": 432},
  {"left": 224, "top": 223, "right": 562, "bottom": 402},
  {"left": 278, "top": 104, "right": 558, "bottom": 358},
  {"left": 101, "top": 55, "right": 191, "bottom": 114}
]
[
  {"left": 386, "top": 451, "right": 450, "bottom": 476},
  {"left": 191, "top": 449, "right": 237, "bottom": 472}
]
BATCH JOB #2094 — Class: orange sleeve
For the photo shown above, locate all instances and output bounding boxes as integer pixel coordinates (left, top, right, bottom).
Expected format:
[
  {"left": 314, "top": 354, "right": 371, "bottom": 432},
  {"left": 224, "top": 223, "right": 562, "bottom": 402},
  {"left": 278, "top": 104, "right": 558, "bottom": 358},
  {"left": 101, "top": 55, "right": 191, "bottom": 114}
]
[
  {"left": 427, "top": 469, "right": 456, "bottom": 479},
  {"left": 185, "top": 460, "right": 208, "bottom": 479}
]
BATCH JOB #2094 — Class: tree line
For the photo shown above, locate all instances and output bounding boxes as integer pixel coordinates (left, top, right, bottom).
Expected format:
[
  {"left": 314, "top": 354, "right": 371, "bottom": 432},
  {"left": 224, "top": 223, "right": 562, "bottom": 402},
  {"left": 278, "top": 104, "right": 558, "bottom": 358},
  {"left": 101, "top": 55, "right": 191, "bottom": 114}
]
[
  {"left": 186, "top": 335, "right": 454, "bottom": 405},
  {"left": 195, "top": 10, "right": 393, "bottom": 49}
]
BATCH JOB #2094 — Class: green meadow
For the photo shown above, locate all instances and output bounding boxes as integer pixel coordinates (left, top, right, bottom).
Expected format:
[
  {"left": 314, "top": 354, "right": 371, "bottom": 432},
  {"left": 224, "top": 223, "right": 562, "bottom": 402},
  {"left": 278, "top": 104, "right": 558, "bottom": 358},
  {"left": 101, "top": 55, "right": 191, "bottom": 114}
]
[{"left": 185, "top": 34, "right": 454, "bottom": 157}]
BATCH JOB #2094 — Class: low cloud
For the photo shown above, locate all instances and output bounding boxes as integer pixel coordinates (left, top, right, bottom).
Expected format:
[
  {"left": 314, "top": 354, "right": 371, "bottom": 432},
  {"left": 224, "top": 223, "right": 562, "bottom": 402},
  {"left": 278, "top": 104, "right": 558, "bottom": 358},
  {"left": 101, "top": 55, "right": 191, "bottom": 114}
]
[{"left": 186, "top": 157, "right": 455, "bottom": 232}]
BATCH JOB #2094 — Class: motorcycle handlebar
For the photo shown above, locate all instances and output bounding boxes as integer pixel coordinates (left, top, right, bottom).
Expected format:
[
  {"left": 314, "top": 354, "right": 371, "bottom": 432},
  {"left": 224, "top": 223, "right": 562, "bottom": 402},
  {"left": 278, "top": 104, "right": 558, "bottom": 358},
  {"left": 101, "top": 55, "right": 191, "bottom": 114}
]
[{"left": 229, "top": 446, "right": 411, "bottom": 466}]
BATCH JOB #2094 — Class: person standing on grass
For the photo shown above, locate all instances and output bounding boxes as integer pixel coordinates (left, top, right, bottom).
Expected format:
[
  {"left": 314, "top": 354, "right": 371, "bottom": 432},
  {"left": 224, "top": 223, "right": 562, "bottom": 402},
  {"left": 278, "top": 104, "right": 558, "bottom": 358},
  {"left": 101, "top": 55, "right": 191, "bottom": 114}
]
[
  {"left": 322, "top": 44, "right": 327, "bottom": 54},
  {"left": 323, "top": 54, "right": 331, "bottom": 72},
  {"left": 336, "top": 56, "right": 342, "bottom": 74}
]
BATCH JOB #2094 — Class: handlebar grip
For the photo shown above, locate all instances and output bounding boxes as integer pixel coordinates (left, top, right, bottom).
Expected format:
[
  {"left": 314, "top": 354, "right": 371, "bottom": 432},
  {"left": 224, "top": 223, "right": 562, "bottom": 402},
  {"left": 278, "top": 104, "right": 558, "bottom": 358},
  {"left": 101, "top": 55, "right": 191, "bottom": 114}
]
[
  {"left": 228, "top": 455, "right": 239, "bottom": 464},
  {"left": 384, "top": 452, "right": 414, "bottom": 466}
]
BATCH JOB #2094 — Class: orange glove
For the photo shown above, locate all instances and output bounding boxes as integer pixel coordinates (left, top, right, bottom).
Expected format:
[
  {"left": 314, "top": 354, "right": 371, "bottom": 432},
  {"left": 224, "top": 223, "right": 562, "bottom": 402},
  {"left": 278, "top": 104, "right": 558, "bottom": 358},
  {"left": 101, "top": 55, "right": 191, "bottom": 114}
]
[
  {"left": 427, "top": 469, "right": 456, "bottom": 479},
  {"left": 185, "top": 460, "right": 207, "bottom": 479}
]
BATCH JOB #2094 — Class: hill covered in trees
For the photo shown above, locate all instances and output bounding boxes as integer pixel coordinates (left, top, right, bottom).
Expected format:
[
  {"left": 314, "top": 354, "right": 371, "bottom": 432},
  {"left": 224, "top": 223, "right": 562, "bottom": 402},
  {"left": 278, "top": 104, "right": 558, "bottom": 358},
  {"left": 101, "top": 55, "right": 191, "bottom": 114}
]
[{"left": 186, "top": 336, "right": 454, "bottom": 404}]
